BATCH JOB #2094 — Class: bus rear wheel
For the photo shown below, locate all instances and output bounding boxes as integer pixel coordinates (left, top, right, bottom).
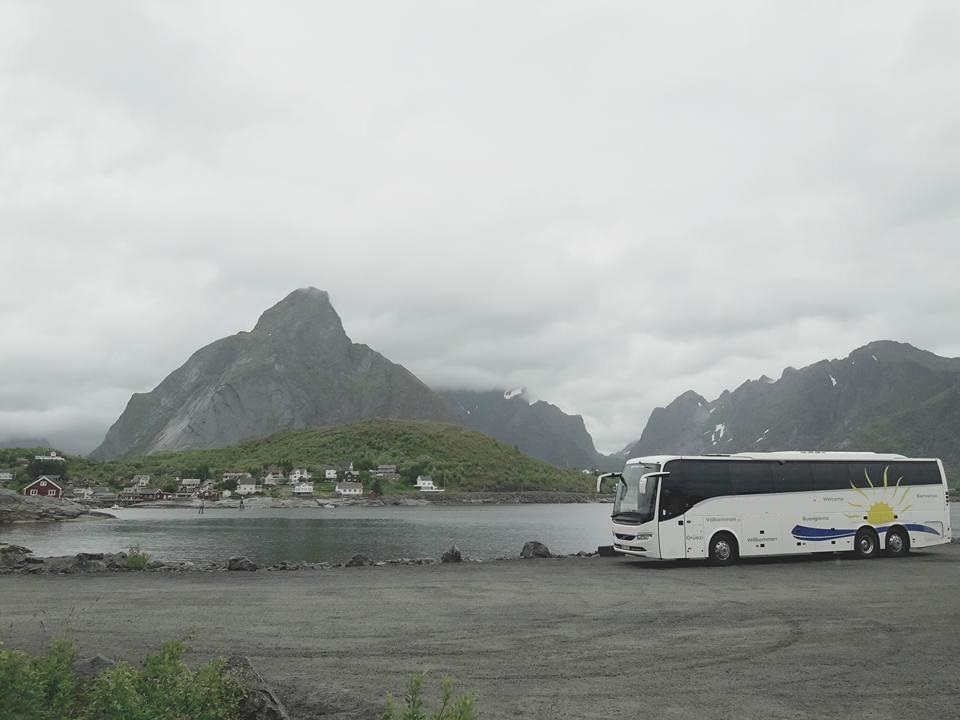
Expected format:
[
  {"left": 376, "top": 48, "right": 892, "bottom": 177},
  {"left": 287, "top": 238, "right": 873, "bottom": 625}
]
[
  {"left": 885, "top": 527, "right": 909, "bottom": 557},
  {"left": 854, "top": 528, "right": 879, "bottom": 559},
  {"left": 709, "top": 533, "right": 738, "bottom": 565}
]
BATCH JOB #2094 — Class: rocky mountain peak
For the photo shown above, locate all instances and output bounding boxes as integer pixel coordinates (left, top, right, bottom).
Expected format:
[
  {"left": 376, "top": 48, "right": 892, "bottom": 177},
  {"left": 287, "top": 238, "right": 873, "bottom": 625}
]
[{"left": 252, "top": 287, "right": 347, "bottom": 346}]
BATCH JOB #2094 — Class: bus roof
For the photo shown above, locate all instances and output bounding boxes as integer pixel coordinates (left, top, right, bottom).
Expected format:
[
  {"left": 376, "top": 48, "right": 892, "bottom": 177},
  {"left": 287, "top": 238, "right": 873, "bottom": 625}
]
[{"left": 626, "top": 451, "right": 917, "bottom": 466}]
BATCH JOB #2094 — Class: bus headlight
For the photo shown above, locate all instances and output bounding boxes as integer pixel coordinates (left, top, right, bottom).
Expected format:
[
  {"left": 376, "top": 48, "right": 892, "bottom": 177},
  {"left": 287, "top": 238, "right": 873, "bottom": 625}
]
[{"left": 635, "top": 532, "right": 652, "bottom": 540}]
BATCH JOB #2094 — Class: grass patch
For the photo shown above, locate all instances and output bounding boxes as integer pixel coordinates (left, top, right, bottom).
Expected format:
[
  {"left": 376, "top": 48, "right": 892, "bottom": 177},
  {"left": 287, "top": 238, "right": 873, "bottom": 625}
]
[
  {"left": 0, "top": 639, "right": 244, "bottom": 720},
  {"left": 126, "top": 544, "right": 151, "bottom": 571},
  {"left": 383, "top": 673, "right": 477, "bottom": 720}
]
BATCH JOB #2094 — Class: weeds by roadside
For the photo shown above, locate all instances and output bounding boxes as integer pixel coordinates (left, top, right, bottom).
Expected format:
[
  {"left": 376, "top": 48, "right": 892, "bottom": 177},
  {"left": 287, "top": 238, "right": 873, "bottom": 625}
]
[
  {"left": 0, "top": 639, "right": 244, "bottom": 720},
  {"left": 382, "top": 673, "right": 477, "bottom": 720},
  {"left": 126, "top": 544, "right": 150, "bottom": 571}
]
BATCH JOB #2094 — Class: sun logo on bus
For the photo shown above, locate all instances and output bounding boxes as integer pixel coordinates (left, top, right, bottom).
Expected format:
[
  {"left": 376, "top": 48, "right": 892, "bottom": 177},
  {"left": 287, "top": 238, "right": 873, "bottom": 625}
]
[{"left": 846, "top": 466, "right": 911, "bottom": 524}]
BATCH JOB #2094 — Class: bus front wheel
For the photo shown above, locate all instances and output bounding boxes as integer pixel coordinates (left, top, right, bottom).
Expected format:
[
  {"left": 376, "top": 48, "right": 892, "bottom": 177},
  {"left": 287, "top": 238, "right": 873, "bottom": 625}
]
[
  {"left": 709, "top": 532, "right": 738, "bottom": 565},
  {"left": 854, "top": 528, "right": 880, "bottom": 559}
]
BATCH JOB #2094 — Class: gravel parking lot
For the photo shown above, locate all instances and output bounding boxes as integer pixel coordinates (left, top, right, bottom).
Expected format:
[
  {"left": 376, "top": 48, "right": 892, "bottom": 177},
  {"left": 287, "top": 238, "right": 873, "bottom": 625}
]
[{"left": 2, "top": 546, "right": 959, "bottom": 719}]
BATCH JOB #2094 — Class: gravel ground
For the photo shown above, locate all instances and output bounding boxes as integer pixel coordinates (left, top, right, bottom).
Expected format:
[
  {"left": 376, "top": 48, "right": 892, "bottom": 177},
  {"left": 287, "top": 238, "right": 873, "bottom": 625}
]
[{"left": 1, "top": 546, "right": 959, "bottom": 719}]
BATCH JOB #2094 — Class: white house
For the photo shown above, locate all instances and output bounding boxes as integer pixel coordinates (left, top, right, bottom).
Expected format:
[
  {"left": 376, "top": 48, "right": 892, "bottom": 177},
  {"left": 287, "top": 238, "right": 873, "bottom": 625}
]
[
  {"left": 0, "top": 472, "right": 13, "bottom": 482},
  {"left": 292, "top": 482, "right": 314, "bottom": 496},
  {"left": 335, "top": 481, "right": 363, "bottom": 497},
  {"left": 415, "top": 475, "right": 444, "bottom": 492},
  {"left": 236, "top": 480, "right": 263, "bottom": 496},
  {"left": 72, "top": 487, "right": 95, "bottom": 500},
  {"left": 324, "top": 468, "right": 338, "bottom": 481},
  {"left": 178, "top": 478, "right": 202, "bottom": 494},
  {"left": 263, "top": 471, "right": 286, "bottom": 484},
  {"left": 132, "top": 475, "right": 151, "bottom": 487},
  {"left": 290, "top": 468, "right": 313, "bottom": 482},
  {"left": 373, "top": 464, "right": 399, "bottom": 478}
]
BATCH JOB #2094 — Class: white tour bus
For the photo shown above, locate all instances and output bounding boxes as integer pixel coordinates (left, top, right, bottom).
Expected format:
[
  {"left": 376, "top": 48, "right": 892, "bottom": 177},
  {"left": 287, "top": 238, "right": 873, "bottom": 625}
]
[{"left": 599, "top": 452, "right": 951, "bottom": 563}]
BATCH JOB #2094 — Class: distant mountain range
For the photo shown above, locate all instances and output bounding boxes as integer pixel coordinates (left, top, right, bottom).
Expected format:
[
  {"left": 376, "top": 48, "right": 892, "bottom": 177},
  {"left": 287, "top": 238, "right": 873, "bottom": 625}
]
[
  {"left": 0, "top": 437, "right": 53, "bottom": 450},
  {"left": 91, "top": 288, "right": 609, "bottom": 468},
  {"left": 440, "top": 388, "right": 613, "bottom": 470},
  {"left": 622, "top": 340, "right": 960, "bottom": 477}
]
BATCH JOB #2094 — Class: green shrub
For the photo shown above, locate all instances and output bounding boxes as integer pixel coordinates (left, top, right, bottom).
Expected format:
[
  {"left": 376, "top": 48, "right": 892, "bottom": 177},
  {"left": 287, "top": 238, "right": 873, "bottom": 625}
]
[
  {"left": 382, "top": 674, "right": 477, "bottom": 720},
  {"left": 0, "top": 640, "right": 244, "bottom": 720},
  {"left": 126, "top": 544, "right": 150, "bottom": 571}
]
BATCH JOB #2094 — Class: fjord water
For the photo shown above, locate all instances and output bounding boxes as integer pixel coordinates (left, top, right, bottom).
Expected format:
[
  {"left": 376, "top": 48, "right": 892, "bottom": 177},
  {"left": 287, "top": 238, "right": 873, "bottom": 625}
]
[
  {"left": 5, "top": 504, "right": 958, "bottom": 565},
  {"left": 0, "top": 504, "right": 615, "bottom": 564}
]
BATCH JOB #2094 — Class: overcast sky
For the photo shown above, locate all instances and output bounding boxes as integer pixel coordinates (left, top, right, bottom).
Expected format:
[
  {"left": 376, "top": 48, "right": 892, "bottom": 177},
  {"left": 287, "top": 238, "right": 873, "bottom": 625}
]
[{"left": 2, "top": 1, "right": 959, "bottom": 454}]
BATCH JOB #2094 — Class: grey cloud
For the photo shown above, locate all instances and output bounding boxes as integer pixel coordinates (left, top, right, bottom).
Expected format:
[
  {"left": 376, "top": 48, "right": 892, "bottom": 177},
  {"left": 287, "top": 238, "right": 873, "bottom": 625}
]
[{"left": 2, "top": 1, "right": 959, "bottom": 454}]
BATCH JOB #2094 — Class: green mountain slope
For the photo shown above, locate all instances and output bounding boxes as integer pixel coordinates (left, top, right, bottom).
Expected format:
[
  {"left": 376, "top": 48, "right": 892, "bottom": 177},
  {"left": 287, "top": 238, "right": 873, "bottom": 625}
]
[{"left": 48, "top": 419, "right": 594, "bottom": 492}]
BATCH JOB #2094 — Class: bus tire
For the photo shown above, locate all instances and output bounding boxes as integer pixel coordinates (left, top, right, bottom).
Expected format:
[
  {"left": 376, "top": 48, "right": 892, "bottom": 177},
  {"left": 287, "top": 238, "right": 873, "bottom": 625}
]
[
  {"left": 854, "top": 527, "right": 879, "bottom": 559},
  {"left": 885, "top": 527, "right": 910, "bottom": 557},
  {"left": 708, "top": 532, "right": 738, "bottom": 565}
]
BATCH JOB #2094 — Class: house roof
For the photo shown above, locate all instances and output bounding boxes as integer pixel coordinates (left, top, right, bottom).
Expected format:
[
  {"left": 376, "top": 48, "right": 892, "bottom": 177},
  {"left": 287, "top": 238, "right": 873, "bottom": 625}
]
[
  {"left": 336, "top": 482, "right": 363, "bottom": 490},
  {"left": 25, "top": 476, "right": 63, "bottom": 490}
]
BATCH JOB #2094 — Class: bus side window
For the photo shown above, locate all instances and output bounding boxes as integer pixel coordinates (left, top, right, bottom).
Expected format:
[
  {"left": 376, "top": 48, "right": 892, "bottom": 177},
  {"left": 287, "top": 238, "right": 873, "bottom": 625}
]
[
  {"left": 775, "top": 462, "right": 814, "bottom": 492},
  {"left": 731, "top": 461, "right": 775, "bottom": 494},
  {"left": 812, "top": 462, "right": 850, "bottom": 491}
]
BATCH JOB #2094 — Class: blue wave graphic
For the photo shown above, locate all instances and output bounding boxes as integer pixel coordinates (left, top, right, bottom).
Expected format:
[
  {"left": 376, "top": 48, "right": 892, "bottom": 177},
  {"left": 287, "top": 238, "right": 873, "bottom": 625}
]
[{"left": 791, "top": 523, "right": 940, "bottom": 541}]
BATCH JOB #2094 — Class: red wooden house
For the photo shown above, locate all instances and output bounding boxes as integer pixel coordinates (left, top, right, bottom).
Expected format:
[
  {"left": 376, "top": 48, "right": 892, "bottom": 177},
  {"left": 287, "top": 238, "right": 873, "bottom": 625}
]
[{"left": 22, "top": 476, "right": 63, "bottom": 499}]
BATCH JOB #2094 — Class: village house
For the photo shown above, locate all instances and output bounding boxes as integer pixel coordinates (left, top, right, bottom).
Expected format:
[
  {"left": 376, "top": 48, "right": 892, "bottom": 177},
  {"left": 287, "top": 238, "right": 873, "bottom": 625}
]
[
  {"left": 222, "top": 471, "right": 251, "bottom": 482},
  {"left": 415, "top": 475, "right": 444, "bottom": 492},
  {"left": 0, "top": 471, "right": 14, "bottom": 482},
  {"left": 178, "top": 478, "right": 202, "bottom": 494},
  {"left": 132, "top": 475, "right": 151, "bottom": 487},
  {"left": 292, "top": 482, "right": 314, "bottom": 496},
  {"left": 373, "top": 464, "right": 399, "bottom": 479},
  {"left": 34, "top": 451, "right": 65, "bottom": 463},
  {"left": 119, "top": 487, "right": 164, "bottom": 503},
  {"left": 343, "top": 463, "right": 361, "bottom": 481},
  {"left": 290, "top": 468, "right": 313, "bottom": 482},
  {"left": 22, "top": 475, "right": 63, "bottom": 499},
  {"left": 71, "top": 487, "right": 95, "bottom": 500},
  {"left": 236, "top": 479, "right": 263, "bottom": 495},
  {"left": 335, "top": 481, "right": 363, "bottom": 497},
  {"left": 323, "top": 468, "right": 338, "bottom": 481},
  {"left": 262, "top": 470, "right": 286, "bottom": 484},
  {"left": 91, "top": 486, "right": 117, "bottom": 503}
]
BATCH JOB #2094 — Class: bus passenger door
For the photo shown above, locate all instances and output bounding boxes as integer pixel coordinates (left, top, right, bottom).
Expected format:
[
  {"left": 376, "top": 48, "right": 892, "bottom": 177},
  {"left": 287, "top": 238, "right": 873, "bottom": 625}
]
[
  {"left": 658, "top": 515, "right": 687, "bottom": 559},
  {"left": 684, "top": 514, "right": 705, "bottom": 559}
]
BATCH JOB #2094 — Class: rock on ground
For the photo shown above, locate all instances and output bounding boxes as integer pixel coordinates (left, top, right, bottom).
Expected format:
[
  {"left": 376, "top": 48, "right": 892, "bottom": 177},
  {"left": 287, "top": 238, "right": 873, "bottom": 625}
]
[
  {"left": 225, "top": 655, "right": 291, "bottom": 720},
  {"left": 441, "top": 544, "right": 463, "bottom": 563},
  {"left": 0, "top": 488, "right": 89, "bottom": 523},
  {"left": 228, "top": 556, "right": 259, "bottom": 571},
  {"left": 520, "top": 541, "right": 553, "bottom": 559},
  {"left": 346, "top": 554, "right": 373, "bottom": 567}
]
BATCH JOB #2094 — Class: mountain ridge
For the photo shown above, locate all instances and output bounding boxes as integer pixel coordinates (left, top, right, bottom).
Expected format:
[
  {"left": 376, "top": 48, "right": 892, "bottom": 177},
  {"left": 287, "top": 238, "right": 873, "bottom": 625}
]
[{"left": 622, "top": 340, "right": 960, "bottom": 476}]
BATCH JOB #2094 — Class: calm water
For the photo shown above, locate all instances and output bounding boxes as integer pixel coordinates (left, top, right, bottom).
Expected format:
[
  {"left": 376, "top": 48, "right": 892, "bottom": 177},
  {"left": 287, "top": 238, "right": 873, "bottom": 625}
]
[
  {"left": 3, "top": 504, "right": 957, "bottom": 566},
  {"left": 0, "top": 504, "right": 614, "bottom": 565}
]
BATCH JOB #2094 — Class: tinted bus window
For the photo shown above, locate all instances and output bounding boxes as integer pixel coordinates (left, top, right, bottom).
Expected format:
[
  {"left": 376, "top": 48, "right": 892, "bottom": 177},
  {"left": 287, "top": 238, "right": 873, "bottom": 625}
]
[
  {"left": 887, "top": 461, "right": 942, "bottom": 487},
  {"left": 730, "top": 461, "right": 775, "bottom": 494},
  {"left": 775, "top": 462, "right": 814, "bottom": 492},
  {"left": 660, "top": 460, "right": 732, "bottom": 520},
  {"left": 811, "top": 462, "right": 851, "bottom": 491}
]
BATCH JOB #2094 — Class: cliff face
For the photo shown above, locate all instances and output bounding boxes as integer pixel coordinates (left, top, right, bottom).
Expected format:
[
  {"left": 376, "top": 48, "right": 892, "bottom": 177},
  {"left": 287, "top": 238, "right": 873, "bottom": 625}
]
[
  {"left": 621, "top": 341, "right": 960, "bottom": 477},
  {"left": 91, "top": 288, "right": 459, "bottom": 459}
]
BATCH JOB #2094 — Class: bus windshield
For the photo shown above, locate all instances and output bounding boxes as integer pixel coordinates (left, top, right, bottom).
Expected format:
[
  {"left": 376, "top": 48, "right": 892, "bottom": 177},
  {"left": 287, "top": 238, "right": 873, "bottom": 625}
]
[{"left": 613, "top": 463, "right": 660, "bottom": 522}]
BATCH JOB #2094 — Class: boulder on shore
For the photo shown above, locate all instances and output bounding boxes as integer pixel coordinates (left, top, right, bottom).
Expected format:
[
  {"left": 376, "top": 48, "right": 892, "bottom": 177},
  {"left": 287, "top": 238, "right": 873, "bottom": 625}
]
[
  {"left": 441, "top": 545, "right": 462, "bottom": 563},
  {"left": 345, "top": 553, "right": 373, "bottom": 567},
  {"left": 520, "top": 541, "right": 553, "bottom": 559},
  {"left": 0, "top": 488, "right": 89, "bottom": 523},
  {"left": 225, "top": 655, "right": 291, "bottom": 720},
  {"left": 228, "top": 556, "right": 258, "bottom": 571}
]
